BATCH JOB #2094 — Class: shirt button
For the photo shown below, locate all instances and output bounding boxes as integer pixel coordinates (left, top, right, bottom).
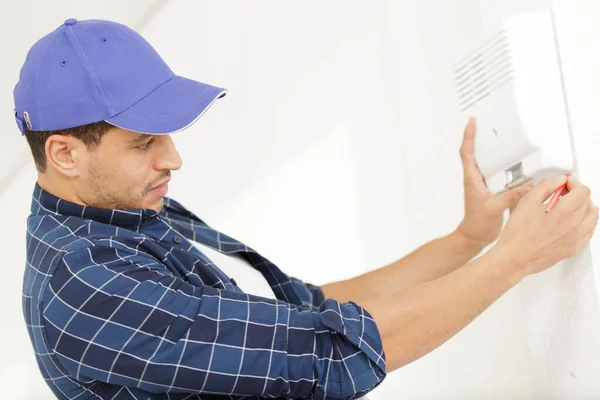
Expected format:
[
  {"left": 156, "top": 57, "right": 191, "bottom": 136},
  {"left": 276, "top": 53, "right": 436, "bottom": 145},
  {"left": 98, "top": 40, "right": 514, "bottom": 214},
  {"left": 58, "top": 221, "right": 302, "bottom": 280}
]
[
  {"left": 231, "top": 278, "right": 238, "bottom": 286},
  {"left": 173, "top": 236, "right": 182, "bottom": 244},
  {"left": 64, "top": 18, "right": 77, "bottom": 26},
  {"left": 377, "top": 370, "right": 385, "bottom": 378}
]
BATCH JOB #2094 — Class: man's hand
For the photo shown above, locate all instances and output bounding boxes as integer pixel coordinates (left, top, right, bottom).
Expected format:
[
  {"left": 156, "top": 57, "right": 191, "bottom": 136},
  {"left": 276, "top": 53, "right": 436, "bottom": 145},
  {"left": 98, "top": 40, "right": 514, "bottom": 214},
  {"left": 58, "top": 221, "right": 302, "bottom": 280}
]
[
  {"left": 498, "top": 175, "right": 598, "bottom": 275},
  {"left": 456, "top": 117, "right": 533, "bottom": 249},
  {"left": 322, "top": 117, "right": 530, "bottom": 304},
  {"left": 363, "top": 175, "right": 597, "bottom": 373}
]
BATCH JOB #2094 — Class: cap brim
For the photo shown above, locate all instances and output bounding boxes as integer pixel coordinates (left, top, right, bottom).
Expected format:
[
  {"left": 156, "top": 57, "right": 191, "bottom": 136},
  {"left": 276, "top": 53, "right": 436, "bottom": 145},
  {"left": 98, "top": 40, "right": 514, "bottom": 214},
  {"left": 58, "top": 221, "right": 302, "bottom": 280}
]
[{"left": 105, "top": 75, "right": 226, "bottom": 135}]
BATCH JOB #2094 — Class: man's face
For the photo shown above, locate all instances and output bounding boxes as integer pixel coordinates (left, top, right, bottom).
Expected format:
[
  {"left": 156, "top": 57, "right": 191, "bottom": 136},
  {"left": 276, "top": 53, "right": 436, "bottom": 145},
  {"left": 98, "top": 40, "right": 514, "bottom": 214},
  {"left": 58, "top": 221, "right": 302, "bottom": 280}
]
[{"left": 77, "top": 126, "right": 182, "bottom": 213}]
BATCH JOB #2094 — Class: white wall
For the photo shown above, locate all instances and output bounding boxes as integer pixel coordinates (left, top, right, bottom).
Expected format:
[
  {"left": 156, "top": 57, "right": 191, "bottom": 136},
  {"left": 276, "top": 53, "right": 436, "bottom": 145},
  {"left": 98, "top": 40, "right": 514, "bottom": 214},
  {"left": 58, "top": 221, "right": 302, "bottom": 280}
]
[{"left": 0, "top": 0, "right": 597, "bottom": 399}]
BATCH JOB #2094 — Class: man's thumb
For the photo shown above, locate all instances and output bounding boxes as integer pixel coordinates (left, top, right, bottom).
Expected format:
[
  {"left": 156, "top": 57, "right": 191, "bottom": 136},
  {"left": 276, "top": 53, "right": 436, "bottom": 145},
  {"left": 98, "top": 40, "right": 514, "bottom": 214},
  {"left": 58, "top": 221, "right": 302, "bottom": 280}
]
[{"left": 490, "top": 184, "right": 533, "bottom": 213}]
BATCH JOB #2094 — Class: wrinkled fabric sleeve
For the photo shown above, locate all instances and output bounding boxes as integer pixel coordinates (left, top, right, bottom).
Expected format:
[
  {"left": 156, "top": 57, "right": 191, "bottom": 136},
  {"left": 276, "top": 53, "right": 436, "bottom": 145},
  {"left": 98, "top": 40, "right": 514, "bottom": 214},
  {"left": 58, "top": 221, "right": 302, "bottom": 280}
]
[
  {"left": 288, "top": 276, "right": 326, "bottom": 311},
  {"left": 42, "top": 245, "right": 387, "bottom": 399}
]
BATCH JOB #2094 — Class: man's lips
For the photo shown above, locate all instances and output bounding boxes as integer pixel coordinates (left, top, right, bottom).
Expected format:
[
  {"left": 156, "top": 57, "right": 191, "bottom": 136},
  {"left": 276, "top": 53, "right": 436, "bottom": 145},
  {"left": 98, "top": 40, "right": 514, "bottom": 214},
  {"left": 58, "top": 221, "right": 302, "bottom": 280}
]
[
  {"left": 149, "top": 178, "right": 170, "bottom": 196},
  {"left": 151, "top": 178, "right": 170, "bottom": 190}
]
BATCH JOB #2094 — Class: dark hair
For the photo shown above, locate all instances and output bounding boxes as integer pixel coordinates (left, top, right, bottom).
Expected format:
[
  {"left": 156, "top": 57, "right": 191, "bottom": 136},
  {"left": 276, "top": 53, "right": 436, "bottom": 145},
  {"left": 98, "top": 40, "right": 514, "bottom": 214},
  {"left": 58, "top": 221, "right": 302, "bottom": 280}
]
[{"left": 24, "top": 121, "right": 113, "bottom": 172}]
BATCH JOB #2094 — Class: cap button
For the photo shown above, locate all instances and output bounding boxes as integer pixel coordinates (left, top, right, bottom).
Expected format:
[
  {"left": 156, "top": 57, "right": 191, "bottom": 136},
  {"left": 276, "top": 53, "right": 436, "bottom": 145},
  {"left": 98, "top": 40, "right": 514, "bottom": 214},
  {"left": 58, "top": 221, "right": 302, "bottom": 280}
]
[{"left": 64, "top": 18, "right": 77, "bottom": 26}]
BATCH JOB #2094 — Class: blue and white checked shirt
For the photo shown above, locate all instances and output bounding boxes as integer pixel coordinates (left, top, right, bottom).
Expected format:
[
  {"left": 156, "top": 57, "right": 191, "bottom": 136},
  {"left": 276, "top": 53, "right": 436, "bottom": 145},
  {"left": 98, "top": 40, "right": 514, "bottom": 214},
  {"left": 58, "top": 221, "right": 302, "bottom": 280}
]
[{"left": 23, "top": 184, "right": 386, "bottom": 399}]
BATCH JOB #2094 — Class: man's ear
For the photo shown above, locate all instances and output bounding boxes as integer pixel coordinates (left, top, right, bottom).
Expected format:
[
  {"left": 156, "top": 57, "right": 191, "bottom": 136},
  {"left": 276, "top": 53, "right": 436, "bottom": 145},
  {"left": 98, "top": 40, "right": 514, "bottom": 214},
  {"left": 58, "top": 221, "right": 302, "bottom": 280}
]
[{"left": 44, "top": 134, "right": 85, "bottom": 177}]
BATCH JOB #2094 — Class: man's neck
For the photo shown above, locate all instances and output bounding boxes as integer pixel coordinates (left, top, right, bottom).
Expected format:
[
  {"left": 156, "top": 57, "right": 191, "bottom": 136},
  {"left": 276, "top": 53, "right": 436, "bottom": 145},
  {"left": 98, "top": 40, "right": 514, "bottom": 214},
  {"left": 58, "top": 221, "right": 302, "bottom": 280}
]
[{"left": 37, "top": 173, "right": 87, "bottom": 208}]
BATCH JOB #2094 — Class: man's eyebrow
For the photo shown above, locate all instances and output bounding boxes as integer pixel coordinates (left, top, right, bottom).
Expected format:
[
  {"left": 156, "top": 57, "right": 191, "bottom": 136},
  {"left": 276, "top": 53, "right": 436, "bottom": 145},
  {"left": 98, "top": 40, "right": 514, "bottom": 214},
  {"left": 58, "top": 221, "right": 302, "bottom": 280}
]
[{"left": 130, "top": 134, "right": 152, "bottom": 144}]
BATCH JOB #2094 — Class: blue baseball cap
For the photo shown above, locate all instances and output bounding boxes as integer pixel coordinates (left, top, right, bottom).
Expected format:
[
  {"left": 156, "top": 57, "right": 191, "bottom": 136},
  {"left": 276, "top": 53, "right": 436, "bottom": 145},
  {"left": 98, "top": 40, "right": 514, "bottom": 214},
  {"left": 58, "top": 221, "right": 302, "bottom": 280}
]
[{"left": 13, "top": 18, "right": 227, "bottom": 135}]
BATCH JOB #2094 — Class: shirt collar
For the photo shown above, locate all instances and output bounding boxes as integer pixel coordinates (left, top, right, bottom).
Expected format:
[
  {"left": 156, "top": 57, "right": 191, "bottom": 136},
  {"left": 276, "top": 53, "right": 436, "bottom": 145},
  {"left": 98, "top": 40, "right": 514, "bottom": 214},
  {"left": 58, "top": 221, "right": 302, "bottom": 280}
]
[{"left": 31, "top": 182, "right": 165, "bottom": 228}]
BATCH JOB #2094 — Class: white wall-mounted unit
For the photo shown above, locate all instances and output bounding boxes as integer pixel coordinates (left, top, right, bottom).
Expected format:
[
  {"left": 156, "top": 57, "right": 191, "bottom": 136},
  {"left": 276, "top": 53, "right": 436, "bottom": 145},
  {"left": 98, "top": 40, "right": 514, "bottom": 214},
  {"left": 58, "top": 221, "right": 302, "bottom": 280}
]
[{"left": 454, "top": 9, "right": 573, "bottom": 194}]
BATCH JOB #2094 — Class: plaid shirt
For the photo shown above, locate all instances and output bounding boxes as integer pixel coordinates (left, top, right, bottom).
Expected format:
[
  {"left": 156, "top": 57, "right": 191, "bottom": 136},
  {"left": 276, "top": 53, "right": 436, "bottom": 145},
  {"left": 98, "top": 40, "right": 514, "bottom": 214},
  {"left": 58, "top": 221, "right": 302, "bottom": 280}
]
[{"left": 23, "top": 183, "right": 386, "bottom": 399}]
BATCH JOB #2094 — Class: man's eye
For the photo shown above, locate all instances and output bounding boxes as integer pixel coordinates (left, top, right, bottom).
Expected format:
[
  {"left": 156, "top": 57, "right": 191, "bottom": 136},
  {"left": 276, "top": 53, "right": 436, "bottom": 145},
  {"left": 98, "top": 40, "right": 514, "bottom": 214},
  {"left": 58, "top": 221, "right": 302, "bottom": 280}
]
[{"left": 138, "top": 140, "right": 153, "bottom": 150}]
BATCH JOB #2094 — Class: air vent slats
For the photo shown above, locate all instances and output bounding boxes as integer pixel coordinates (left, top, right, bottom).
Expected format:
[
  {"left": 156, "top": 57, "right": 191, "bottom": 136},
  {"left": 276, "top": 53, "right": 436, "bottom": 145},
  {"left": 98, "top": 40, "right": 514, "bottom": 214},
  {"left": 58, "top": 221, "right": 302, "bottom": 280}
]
[{"left": 454, "top": 30, "right": 515, "bottom": 112}]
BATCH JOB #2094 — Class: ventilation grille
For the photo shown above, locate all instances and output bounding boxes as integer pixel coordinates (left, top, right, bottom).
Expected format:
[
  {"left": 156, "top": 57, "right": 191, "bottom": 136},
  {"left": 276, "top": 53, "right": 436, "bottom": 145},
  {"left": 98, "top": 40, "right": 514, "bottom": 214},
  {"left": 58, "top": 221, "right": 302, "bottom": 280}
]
[{"left": 454, "top": 30, "right": 515, "bottom": 112}]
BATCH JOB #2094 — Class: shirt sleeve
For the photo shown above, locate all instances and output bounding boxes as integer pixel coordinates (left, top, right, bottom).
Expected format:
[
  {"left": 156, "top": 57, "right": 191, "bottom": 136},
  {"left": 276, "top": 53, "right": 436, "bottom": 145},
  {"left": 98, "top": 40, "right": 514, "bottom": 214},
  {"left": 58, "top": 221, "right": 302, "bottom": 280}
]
[
  {"left": 42, "top": 245, "right": 387, "bottom": 399},
  {"left": 289, "top": 276, "right": 326, "bottom": 311}
]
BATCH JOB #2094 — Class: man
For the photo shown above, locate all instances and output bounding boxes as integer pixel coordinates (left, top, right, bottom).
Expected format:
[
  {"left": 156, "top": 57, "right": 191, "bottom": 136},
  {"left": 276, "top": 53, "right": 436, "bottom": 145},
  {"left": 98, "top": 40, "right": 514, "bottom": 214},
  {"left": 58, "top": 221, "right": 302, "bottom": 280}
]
[{"left": 14, "top": 18, "right": 597, "bottom": 400}]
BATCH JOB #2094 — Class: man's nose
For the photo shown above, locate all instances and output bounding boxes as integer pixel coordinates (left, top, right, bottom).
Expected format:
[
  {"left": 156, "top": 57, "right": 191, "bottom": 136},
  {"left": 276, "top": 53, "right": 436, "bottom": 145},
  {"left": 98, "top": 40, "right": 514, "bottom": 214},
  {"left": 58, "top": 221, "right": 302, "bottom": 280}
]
[{"left": 154, "top": 135, "right": 183, "bottom": 171}]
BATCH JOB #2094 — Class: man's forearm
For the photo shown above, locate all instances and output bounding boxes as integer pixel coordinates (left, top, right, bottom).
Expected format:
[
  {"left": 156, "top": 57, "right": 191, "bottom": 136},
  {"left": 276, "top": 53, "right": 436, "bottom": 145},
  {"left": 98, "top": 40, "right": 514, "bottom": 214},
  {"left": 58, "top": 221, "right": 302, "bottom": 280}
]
[
  {"left": 322, "top": 229, "right": 486, "bottom": 303},
  {"left": 361, "top": 245, "right": 523, "bottom": 372}
]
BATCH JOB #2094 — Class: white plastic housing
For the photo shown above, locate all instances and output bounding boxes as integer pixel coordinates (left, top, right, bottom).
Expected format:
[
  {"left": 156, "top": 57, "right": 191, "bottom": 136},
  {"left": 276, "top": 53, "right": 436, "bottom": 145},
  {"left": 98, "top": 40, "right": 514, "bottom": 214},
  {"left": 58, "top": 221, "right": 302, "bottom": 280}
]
[{"left": 453, "top": 9, "right": 573, "bottom": 194}]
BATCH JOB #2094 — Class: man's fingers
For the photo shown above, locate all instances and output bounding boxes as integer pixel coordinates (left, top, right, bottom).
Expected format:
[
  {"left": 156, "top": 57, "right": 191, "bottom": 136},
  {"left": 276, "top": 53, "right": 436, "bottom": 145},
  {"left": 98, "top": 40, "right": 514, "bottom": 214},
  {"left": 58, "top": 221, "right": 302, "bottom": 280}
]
[
  {"left": 580, "top": 201, "right": 599, "bottom": 235},
  {"left": 459, "top": 116, "right": 489, "bottom": 193},
  {"left": 566, "top": 175, "right": 583, "bottom": 192},
  {"left": 459, "top": 117, "right": 476, "bottom": 162},
  {"left": 570, "top": 198, "right": 591, "bottom": 225},
  {"left": 580, "top": 220, "right": 598, "bottom": 245},
  {"left": 489, "top": 184, "right": 533, "bottom": 213},
  {"left": 527, "top": 175, "right": 568, "bottom": 204},
  {"left": 556, "top": 178, "right": 591, "bottom": 212},
  {"left": 459, "top": 117, "right": 478, "bottom": 181}
]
